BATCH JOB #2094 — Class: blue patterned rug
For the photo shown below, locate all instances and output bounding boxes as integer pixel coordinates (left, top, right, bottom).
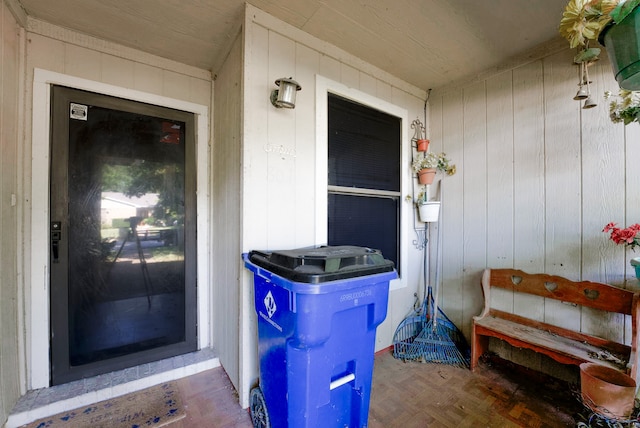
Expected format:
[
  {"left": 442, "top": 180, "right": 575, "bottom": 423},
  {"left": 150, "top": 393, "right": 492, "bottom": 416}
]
[{"left": 23, "top": 382, "right": 185, "bottom": 428}]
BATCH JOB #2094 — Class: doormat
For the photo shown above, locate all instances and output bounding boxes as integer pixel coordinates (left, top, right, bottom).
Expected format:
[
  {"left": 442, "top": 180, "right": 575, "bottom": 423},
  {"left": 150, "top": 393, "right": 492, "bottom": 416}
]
[{"left": 22, "top": 382, "right": 185, "bottom": 428}]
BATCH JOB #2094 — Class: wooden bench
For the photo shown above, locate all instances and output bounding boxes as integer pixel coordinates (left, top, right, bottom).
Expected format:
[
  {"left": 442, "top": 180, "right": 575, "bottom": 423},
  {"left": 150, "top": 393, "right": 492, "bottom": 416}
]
[{"left": 471, "top": 268, "right": 640, "bottom": 380}]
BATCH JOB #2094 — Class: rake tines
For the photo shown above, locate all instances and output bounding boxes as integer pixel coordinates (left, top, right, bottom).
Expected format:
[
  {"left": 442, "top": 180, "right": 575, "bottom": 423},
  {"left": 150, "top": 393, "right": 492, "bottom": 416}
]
[{"left": 413, "top": 319, "right": 470, "bottom": 368}]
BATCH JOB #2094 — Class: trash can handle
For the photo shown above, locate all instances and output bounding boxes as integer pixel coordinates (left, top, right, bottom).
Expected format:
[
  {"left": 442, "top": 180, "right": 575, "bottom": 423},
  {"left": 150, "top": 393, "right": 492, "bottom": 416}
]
[{"left": 329, "top": 373, "right": 355, "bottom": 390}]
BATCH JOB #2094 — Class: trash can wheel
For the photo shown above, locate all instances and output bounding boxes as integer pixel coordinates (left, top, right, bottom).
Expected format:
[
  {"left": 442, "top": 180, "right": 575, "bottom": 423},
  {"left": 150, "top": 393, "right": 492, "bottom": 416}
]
[{"left": 250, "top": 386, "right": 271, "bottom": 428}]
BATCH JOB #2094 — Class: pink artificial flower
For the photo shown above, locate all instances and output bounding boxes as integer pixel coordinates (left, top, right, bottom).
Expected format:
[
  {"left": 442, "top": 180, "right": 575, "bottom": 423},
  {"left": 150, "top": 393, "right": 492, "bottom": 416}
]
[
  {"left": 620, "top": 228, "right": 637, "bottom": 244},
  {"left": 604, "top": 222, "right": 640, "bottom": 251}
]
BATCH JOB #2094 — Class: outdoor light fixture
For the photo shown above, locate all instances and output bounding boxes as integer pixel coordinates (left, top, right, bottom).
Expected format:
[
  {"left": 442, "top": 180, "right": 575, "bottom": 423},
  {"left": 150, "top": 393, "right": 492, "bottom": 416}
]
[{"left": 270, "top": 77, "right": 301, "bottom": 109}]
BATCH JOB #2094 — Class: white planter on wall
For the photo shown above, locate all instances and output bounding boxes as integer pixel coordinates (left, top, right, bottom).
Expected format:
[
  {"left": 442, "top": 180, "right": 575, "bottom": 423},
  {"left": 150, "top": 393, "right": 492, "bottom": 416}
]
[{"left": 418, "top": 201, "right": 440, "bottom": 223}]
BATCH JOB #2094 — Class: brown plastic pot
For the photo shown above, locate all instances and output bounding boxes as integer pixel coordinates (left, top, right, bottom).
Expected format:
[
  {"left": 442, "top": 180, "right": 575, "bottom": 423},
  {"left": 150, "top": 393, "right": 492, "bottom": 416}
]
[
  {"left": 416, "top": 139, "right": 429, "bottom": 152},
  {"left": 417, "top": 168, "right": 436, "bottom": 185},
  {"left": 580, "top": 362, "right": 636, "bottom": 420}
]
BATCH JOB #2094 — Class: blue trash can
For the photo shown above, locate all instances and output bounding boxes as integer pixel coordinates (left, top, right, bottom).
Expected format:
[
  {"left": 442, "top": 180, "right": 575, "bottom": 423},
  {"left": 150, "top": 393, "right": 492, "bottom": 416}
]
[{"left": 243, "top": 246, "right": 397, "bottom": 428}]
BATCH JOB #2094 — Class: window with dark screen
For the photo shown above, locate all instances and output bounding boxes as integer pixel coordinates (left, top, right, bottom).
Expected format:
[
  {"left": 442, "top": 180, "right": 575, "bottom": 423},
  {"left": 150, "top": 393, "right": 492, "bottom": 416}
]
[{"left": 327, "top": 94, "right": 401, "bottom": 271}]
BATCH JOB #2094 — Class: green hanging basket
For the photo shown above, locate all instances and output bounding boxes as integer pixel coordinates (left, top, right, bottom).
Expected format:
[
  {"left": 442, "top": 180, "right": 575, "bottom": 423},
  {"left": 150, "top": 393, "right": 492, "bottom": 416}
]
[{"left": 600, "top": 5, "right": 640, "bottom": 91}]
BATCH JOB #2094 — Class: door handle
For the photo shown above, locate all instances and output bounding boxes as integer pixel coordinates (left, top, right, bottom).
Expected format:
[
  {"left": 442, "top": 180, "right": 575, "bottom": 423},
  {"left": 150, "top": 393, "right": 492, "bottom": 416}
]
[{"left": 51, "top": 221, "right": 61, "bottom": 263}]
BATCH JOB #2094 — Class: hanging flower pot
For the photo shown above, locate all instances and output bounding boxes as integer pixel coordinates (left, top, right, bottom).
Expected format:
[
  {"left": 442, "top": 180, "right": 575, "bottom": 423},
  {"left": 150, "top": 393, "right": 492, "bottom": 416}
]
[
  {"left": 600, "top": 4, "right": 640, "bottom": 90},
  {"left": 579, "top": 362, "right": 636, "bottom": 420},
  {"left": 417, "top": 168, "right": 436, "bottom": 185},
  {"left": 418, "top": 201, "right": 440, "bottom": 223},
  {"left": 416, "top": 139, "right": 429, "bottom": 152},
  {"left": 412, "top": 152, "right": 456, "bottom": 181}
]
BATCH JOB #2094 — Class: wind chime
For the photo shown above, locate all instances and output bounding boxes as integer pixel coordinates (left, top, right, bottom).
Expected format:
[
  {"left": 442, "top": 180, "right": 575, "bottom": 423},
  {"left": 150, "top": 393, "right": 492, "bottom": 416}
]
[{"left": 574, "top": 60, "right": 597, "bottom": 109}]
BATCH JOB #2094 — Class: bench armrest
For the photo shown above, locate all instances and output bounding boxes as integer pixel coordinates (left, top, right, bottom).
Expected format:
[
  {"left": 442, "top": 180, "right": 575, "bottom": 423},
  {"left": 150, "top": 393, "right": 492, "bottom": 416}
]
[{"left": 474, "top": 269, "right": 492, "bottom": 320}]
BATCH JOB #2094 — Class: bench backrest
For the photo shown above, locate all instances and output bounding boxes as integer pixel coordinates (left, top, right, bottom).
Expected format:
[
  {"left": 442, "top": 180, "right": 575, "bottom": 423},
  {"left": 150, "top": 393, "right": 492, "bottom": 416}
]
[{"left": 483, "top": 268, "right": 635, "bottom": 315}]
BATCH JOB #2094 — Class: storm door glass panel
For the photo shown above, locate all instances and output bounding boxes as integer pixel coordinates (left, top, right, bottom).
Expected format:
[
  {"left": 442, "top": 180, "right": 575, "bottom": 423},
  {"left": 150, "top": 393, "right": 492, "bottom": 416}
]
[{"left": 50, "top": 86, "right": 197, "bottom": 385}]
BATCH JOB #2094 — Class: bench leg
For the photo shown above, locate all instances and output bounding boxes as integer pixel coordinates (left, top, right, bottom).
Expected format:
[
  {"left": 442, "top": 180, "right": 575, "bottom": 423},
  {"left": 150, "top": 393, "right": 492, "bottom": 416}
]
[{"left": 471, "top": 325, "right": 488, "bottom": 371}]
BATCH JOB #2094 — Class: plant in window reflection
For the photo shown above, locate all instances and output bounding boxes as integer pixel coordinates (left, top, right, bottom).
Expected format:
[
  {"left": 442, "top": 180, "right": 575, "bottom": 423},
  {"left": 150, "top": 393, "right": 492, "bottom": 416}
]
[
  {"left": 605, "top": 89, "right": 640, "bottom": 124},
  {"left": 411, "top": 152, "right": 456, "bottom": 176},
  {"left": 102, "top": 163, "right": 184, "bottom": 226},
  {"left": 603, "top": 222, "right": 640, "bottom": 251}
]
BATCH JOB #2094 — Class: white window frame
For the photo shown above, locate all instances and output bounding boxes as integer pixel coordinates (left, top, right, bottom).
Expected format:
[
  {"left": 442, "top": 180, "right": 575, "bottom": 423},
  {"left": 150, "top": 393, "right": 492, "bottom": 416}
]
[{"left": 315, "top": 75, "right": 408, "bottom": 290}]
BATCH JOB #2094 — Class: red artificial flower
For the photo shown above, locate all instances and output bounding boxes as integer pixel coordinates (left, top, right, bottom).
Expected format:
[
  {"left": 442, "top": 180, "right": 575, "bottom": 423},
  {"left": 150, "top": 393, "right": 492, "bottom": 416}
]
[{"left": 603, "top": 222, "right": 640, "bottom": 251}]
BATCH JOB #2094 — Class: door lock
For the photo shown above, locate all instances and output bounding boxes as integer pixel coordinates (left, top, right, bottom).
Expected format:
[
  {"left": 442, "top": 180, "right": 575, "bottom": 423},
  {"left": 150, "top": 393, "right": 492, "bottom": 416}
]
[{"left": 51, "top": 221, "right": 61, "bottom": 263}]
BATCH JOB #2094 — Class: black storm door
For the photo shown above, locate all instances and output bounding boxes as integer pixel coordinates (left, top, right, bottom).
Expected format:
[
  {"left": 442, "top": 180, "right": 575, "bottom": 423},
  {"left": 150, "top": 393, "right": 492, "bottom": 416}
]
[{"left": 49, "top": 86, "right": 197, "bottom": 385}]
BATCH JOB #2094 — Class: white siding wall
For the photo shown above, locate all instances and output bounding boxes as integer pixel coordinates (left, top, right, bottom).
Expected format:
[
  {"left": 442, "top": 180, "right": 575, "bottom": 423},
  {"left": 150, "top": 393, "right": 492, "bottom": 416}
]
[
  {"left": 238, "top": 5, "right": 429, "bottom": 406},
  {"left": 212, "top": 31, "right": 243, "bottom": 390},
  {"left": 430, "top": 49, "right": 640, "bottom": 379},
  {"left": 1, "top": 1, "right": 23, "bottom": 425}
]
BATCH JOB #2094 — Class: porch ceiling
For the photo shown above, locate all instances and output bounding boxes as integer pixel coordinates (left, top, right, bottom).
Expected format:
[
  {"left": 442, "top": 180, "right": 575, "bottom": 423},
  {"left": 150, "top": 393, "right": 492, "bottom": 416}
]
[{"left": 15, "top": 0, "right": 569, "bottom": 90}]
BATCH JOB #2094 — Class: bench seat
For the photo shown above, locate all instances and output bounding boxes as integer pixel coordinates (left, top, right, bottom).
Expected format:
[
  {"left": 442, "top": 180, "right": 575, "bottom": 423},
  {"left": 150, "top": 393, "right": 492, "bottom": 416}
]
[
  {"left": 475, "top": 311, "right": 629, "bottom": 372},
  {"left": 471, "top": 269, "right": 639, "bottom": 380}
]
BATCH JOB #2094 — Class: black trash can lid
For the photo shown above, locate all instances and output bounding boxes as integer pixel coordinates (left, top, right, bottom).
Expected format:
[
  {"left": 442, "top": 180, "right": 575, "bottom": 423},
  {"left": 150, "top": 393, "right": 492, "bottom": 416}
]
[{"left": 248, "top": 245, "right": 395, "bottom": 284}]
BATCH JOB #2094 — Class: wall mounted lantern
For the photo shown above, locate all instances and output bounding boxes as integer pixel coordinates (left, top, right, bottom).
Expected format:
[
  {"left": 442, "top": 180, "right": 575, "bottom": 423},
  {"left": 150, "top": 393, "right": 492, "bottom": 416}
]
[{"left": 270, "top": 77, "right": 301, "bottom": 109}]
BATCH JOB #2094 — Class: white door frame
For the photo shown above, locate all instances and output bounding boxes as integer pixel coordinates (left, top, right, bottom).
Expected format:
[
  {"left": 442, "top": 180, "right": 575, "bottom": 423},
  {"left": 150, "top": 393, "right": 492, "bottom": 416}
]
[{"left": 29, "top": 68, "right": 211, "bottom": 389}]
